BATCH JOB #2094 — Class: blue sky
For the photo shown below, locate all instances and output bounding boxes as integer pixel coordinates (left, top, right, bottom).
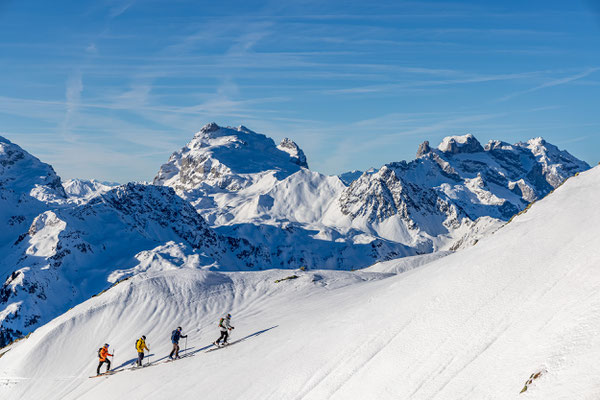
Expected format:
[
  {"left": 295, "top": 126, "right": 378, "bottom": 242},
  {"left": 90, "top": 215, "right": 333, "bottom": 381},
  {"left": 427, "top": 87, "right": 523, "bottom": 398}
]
[{"left": 1, "top": 0, "right": 599, "bottom": 182}]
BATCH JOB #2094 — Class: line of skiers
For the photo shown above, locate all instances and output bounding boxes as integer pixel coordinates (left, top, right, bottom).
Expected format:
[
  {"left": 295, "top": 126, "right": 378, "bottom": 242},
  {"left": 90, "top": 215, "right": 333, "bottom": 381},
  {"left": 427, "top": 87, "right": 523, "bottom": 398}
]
[{"left": 96, "top": 313, "right": 234, "bottom": 375}]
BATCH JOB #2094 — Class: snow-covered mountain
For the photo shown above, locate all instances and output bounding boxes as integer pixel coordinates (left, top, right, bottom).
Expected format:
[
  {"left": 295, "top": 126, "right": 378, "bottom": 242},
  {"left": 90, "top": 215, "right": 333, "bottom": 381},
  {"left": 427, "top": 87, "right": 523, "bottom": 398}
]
[
  {"left": 0, "top": 136, "right": 263, "bottom": 346},
  {"left": 154, "top": 123, "right": 307, "bottom": 192},
  {"left": 0, "top": 133, "right": 407, "bottom": 348},
  {"left": 153, "top": 123, "right": 419, "bottom": 266},
  {"left": 0, "top": 136, "right": 66, "bottom": 202},
  {"left": 0, "top": 181, "right": 269, "bottom": 347},
  {"left": 0, "top": 136, "right": 68, "bottom": 283},
  {"left": 155, "top": 124, "right": 589, "bottom": 255},
  {"left": 2, "top": 165, "right": 599, "bottom": 400},
  {"left": 62, "top": 179, "right": 119, "bottom": 203},
  {"left": 340, "top": 134, "right": 590, "bottom": 248}
]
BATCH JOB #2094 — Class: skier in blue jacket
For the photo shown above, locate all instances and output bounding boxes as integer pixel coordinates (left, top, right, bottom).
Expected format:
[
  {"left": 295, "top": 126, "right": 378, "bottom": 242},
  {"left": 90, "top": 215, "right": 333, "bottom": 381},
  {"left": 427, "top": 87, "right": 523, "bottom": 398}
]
[{"left": 169, "top": 326, "right": 187, "bottom": 359}]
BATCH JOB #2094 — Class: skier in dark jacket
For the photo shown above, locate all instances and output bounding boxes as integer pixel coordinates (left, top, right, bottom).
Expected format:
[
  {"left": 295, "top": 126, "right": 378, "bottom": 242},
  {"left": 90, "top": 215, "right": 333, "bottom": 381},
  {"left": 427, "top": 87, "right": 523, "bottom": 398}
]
[{"left": 169, "top": 327, "right": 187, "bottom": 359}]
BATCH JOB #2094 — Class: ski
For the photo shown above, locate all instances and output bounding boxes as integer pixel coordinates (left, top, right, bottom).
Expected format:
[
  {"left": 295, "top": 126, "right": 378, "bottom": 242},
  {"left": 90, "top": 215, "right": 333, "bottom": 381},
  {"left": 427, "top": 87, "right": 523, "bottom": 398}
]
[
  {"left": 125, "top": 364, "right": 151, "bottom": 371},
  {"left": 89, "top": 371, "right": 117, "bottom": 378},
  {"left": 163, "top": 352, "right": 196, "bottom": 363},
  {"left": 205, "top": 341, "right": 237, "bottom": 353}
]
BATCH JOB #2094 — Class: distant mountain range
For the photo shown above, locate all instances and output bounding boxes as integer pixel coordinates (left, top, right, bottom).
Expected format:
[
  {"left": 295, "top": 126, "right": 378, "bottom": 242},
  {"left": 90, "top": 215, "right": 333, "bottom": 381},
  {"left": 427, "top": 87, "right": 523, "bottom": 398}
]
[{"left": 0, "top": 124, "right": 590, "bottom": 346}]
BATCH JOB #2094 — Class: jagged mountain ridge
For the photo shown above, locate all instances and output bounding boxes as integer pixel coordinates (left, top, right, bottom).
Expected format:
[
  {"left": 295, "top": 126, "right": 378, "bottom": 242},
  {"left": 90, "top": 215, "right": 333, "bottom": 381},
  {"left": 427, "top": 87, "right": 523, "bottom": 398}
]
[
  {"left": 155, "top": 125, "right": 589, "bottom": 252},
  {"left": 340, "top": 134, "right": 589, "bottom": 247}
]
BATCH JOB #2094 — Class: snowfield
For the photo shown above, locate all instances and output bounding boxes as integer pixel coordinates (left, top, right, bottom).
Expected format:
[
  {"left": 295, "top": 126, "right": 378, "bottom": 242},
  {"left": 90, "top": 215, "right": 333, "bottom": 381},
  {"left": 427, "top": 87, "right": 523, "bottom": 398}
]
[{"left": 1, "top": 166, "right": 599, "bottom": 399}]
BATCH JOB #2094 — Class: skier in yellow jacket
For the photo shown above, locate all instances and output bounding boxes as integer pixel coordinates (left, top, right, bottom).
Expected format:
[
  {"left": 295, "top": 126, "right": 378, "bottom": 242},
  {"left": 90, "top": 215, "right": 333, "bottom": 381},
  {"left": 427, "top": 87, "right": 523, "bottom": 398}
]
[{"left": 136, "top": 336, "right": 150, "bottom": 367}]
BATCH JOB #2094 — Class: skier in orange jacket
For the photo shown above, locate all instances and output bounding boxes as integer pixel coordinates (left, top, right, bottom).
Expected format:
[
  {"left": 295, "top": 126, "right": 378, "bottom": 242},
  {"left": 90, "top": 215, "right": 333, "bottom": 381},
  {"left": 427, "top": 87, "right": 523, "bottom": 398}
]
[{"left": 97, "top": 343, "right": 113, "bottom": 375}]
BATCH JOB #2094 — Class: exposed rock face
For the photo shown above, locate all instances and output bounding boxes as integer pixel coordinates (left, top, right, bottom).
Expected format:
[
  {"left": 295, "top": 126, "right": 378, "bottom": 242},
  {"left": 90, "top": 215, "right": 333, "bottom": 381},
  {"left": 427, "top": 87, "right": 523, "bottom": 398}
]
[
  {"left": 437, "top": 134, "right": 484, "bottom": 154},
  {"left": 416, "top": 141, "right": 431, "bottom": 158},
  {"left": 339, "top": 135, "right": 590, "bottom": 243},
  {"left": 277, "top": 138, "right": 308, "bottom": 168}
]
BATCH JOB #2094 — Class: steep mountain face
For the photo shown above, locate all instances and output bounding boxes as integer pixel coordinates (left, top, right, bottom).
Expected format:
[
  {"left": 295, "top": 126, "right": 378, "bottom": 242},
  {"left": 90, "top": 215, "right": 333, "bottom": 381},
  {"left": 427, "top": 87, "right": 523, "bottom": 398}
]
[
  {"left": 277, "top": 137, "right": 308, "bottom": 168},
  {"left": 0, "top": 136, "right": 67, "bottom": 268},
  {"left": 0, "top": 136, "right": 66, "bottom": 201},
  {"left": 340, "top": 134, "right": 590, "bottom": 247},
  {"left": 0, "top": 182, "right": 265, "bottom": 347}
]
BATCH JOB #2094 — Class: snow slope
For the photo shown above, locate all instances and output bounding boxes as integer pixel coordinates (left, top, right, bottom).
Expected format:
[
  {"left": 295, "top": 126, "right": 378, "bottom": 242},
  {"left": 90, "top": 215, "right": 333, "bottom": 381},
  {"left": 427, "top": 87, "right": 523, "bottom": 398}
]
[{"left": 1, "top": 166, "right": 599, "bottom": 399}]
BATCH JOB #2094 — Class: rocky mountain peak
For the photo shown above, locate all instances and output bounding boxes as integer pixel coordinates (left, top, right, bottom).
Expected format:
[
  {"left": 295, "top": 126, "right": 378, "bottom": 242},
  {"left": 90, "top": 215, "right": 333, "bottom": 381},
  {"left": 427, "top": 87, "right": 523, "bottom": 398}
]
[
  {"left": 154, "top": 125, "right": 307, "bottom": 192},
  {"left": 437, "top": 134, "right": 484, "bottom": 154},
  {"left": 416, "top": 141, "right": 431, "bottom": 158},
  {"left": 277, "top": 138, "right": 308, "bottom": 168},
  {"left": 484, "top": 140, "right": 513, "bottom": 151},
  {"left": 527, "top": 137, "right": 546, "bottom": 147},
  {"left": 0, "top": 135, "right": 66, "bottom": 200},
  {"left": 200, "top": 122, "right": 220, "bottom": 133}
]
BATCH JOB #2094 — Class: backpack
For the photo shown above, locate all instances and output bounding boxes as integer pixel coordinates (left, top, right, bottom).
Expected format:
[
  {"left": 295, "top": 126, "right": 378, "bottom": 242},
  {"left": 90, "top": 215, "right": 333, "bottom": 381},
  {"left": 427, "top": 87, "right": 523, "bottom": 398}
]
[
  {"left": 97, "top": 347, "right": 103, "bottom": 358},
  {"left": 135, "top": 339, "right": 140, "bottom": 349},
  {"left": 219, "top": 317, "right": 224, "bottom": 327}
]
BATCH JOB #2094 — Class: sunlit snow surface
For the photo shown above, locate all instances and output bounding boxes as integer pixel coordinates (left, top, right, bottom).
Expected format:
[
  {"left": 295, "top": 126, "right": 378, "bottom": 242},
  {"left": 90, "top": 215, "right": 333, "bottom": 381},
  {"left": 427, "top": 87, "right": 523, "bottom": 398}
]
[{"left": 2, "top": 167, "right": 599, "bottom": 399}]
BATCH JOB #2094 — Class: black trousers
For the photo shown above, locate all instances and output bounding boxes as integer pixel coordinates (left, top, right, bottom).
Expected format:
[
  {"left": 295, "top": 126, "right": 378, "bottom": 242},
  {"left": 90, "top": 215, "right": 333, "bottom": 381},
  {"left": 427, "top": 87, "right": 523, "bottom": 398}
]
[
  {"left": 137, "top": 352, "right": 145, "bottom": 366},
  {"left": 97, "top": 359, "right": 111, "bottom": 374},
  {"left": 216, "top": 330, "right": 229, "bottom": 343}
]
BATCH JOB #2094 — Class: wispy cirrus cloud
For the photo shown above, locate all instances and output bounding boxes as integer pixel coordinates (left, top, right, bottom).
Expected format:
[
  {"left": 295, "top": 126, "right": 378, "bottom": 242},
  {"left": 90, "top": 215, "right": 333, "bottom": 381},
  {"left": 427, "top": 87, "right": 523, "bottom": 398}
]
[
  {"left": 320, "top": 69, "right": 557, "bottom": 95},
  {"left": 108, "top": 0, "right": 135, "bottom": 18},
  {"left": 497, "top": 67, "right": 600, "bottom": 102},
  {"left": 60, "top": 71, "right": 84, "bottom": 142}
]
